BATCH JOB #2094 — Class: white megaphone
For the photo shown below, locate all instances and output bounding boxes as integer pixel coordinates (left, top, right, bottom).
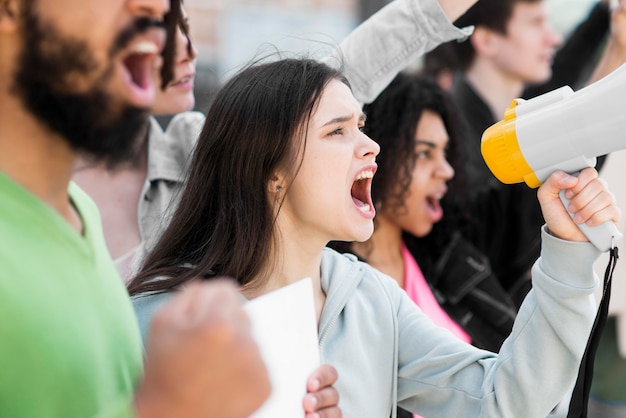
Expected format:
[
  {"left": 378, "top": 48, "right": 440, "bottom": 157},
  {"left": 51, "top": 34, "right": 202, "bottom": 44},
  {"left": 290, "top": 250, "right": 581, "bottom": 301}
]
[{"left": 481, "top": 62, "right": 626, "bottom": 252}]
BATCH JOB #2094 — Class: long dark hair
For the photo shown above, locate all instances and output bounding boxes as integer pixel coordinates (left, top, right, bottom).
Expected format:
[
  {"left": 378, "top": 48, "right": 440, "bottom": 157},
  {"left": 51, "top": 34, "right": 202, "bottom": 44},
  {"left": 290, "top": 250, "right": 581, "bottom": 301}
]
[
  {"left": 128, "top": 58, "right": 347, "bottom": 296},
  {"left": 365, "top": 73, "right": 463, "bottom": 217},
  {"left": 160, "top": 0, "right": 190, "bottom": 89},
  {"left": 331, "top": 73, "right": 467, "bottom": 274}
]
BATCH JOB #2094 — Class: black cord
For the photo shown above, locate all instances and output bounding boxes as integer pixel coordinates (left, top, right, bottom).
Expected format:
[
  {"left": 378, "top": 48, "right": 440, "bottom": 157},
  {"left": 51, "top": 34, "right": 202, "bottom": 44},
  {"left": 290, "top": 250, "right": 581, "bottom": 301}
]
[{"left": 567, "top": 245, "right": 619, "bottom": 417}]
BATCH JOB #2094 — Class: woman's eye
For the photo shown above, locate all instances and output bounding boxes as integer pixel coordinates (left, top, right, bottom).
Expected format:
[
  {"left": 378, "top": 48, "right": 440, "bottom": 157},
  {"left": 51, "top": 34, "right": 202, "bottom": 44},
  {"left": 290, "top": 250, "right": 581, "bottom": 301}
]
[
  {"left": 329, "top": 128, "right": 343, "bottom": 136},
  {"left": 416, "top": 150, "right": 430, "bottom": 159}
]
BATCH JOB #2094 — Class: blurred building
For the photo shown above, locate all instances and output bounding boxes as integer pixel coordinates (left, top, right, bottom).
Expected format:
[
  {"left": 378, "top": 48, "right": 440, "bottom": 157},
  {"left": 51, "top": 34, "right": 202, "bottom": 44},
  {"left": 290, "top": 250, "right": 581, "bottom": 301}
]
[
  {"left": 185, "top": 0, "right": 361, "bottom": 113},
  {"left": 184, "top": 0, "right": 600, "bottom": 114}
]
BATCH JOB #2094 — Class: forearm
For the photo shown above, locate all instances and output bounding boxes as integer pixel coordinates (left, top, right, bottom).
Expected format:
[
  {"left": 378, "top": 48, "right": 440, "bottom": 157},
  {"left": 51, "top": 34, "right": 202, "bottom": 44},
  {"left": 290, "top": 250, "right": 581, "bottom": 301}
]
[
  {"left": 437, "top": 0, "right": 478, "bottom": 21},
  {"left": 397, "top": 227, "right": 599, "bottom": 417},
  {"left": 331, "top": 0, "right": 474, "bottom": 104},
  {"left": 480, "top": 228, "right": 599, "bottom": 416},
  {"left": 589, "top": 37, "right": 626, "bottom": 83}
]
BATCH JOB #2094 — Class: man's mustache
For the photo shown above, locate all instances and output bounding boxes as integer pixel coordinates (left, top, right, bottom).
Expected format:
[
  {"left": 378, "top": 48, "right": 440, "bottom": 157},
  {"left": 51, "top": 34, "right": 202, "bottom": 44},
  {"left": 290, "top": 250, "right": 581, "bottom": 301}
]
[{"left": 112, "top": 18, "right": 166, "bottom": 56}]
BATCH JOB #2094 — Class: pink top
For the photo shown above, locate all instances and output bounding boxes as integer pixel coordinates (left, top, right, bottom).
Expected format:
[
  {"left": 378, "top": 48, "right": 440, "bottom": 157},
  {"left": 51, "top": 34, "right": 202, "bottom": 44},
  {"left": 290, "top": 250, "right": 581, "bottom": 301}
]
[
  {"left": 402, "top": 243, "right": 471, "bottom": 343},
  {"left": 401, "top": 243, "right": 471, "bottom": 418}
]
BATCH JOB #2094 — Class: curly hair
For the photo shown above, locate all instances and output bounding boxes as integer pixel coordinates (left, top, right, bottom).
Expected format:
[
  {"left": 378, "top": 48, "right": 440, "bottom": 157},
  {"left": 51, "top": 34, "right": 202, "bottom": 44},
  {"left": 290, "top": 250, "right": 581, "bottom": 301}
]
[
  {"left": 128, "top": 57, "right": 347, "bottom": 296},
  {"left": 361, "top": 72, "right": 469, "bottom": 273}
]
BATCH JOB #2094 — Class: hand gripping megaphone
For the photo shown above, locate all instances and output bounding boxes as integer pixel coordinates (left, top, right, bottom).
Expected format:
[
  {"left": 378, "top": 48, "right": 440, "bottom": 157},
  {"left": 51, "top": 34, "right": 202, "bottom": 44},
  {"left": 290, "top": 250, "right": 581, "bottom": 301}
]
[{"left": 481, "top": 63, "right": 626, "bottom": 252}]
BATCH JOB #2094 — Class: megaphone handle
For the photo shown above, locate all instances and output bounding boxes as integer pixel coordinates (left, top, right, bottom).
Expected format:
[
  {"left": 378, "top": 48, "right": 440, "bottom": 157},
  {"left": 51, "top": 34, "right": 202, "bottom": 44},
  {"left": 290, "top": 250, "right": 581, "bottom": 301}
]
[{"left": 559, "top": 189, "right": 622, "bottom": 252}]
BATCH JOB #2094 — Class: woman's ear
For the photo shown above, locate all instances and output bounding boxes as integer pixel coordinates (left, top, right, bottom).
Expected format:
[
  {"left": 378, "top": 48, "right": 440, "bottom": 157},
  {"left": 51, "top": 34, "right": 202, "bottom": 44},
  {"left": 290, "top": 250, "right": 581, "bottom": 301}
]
[
  {"left": 0, "top": 0, "right": 20, "bottom": 33},
  {"left": 268, "top": 174, "right": 285, "bottom": 195}
]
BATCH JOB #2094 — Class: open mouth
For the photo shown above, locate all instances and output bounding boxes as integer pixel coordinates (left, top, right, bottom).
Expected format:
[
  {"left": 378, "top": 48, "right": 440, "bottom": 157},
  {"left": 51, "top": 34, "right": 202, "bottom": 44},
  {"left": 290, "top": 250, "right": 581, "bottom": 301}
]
[
  {"left": 120, "top": 40, "right": 162, "bottom": 106},
  {"left": 425, "top": 193, "right": 444, "bottom": 222},
  {"left": 170, "top": 74, "right": 194, "bottom": 87},
  {"left": 351, "top": 169, "right": 375, "bottom": 214},
  {"left": 426, "top": 195, "right": 440, "bottom": 211},
  {"left": 123, "top": 51, "right": 154, "bottom": 90}
]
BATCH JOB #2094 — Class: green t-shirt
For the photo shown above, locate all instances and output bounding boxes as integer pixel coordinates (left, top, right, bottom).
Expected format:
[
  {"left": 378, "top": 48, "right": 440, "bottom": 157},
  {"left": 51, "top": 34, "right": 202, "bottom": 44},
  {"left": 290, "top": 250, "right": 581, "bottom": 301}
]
[{"left": 0, "top": 172, "right": 143, "bottom": 417}]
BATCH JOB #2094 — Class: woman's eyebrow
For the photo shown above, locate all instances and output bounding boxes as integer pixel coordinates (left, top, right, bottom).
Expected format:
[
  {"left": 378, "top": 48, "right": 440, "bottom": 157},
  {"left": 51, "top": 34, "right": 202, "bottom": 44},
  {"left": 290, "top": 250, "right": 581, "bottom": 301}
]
[{"left": 321, "top": 112, "right": 366, "bottom": 128}]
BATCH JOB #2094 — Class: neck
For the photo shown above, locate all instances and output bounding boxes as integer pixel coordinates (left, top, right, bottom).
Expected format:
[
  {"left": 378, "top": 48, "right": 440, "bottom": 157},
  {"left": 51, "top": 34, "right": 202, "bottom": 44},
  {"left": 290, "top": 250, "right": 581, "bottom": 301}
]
[
  {"left": 466, "top": 58, "right": 525, "bottom": 120},
  {"left": 74, "top": 124, "right": 149, "bottom": 174},
  {"left": 242, "top": 217, "right": 327, "bottom": 323},
  {"left": 244, "top": 236, "right": 324, "bottom": 299},
  {"left": 352, "top": 213, "right": 405, "bottom": 285},
  {"left": 72, "top": 147, "right": 148, "bottom": 260},
  {"left": 0, "top": 93, "right": 81, "bottom": 232}
]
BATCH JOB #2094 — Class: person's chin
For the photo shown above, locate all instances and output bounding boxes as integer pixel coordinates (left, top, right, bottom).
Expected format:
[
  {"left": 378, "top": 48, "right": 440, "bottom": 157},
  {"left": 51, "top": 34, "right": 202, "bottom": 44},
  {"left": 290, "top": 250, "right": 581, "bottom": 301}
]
[
  {"left": 177, "top": 96, "right": 195, "bottom": 113},
  {"left": 350, "top": 224, "right": 375, "bottom": 243},
  {"left": 529, "top": 66, "right": 552, "bottom": 85},
  {"left": 153, "top": 97, "right": 195, "bottom": 116}
]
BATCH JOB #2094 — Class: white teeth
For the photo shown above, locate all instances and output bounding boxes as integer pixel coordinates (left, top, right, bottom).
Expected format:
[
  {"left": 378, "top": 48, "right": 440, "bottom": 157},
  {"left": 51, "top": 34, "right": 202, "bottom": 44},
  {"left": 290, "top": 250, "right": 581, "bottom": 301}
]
[
  {"left": 172, "top": 75, "right": 191, "bottom": 85},
  {"left": 357, "top": 204, "right": 371, "bottom": 213},
  {"left": 133, "top": 41, "right": 158, "bottom": 54},
  {"left": 356, "top": 170, "right": 374, "bottom": 181}
]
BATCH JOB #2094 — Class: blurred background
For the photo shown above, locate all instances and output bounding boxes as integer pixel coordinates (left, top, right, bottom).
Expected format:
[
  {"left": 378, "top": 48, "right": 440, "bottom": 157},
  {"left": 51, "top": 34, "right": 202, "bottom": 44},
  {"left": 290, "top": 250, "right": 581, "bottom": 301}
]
[{"left": 184, "top": 0, "right": 600, "bottom": 114}]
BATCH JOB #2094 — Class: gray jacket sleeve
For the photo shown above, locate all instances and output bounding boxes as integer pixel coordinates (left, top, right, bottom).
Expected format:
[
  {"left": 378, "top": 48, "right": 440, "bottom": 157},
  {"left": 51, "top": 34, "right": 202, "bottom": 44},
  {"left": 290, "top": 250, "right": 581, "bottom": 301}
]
[
  {"left": 396, "top": 225, "right": 599, "bottom": 417},
  {"left": 327, "top": 0, "right": 473, "bottom": 104}
]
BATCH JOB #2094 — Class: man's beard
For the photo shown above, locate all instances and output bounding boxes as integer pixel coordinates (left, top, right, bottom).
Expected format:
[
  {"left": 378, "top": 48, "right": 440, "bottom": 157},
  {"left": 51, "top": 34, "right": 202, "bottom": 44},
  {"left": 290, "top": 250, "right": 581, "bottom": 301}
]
[{"left": 11, "top": 6, "right": 156, "bottom": 168}]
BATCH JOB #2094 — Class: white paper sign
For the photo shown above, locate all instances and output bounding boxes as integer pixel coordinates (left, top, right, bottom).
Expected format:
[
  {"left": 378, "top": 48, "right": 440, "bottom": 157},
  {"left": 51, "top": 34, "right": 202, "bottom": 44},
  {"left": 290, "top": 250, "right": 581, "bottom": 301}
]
[{"left": 244, "top": 278, "right": 321, "bottom": 417}]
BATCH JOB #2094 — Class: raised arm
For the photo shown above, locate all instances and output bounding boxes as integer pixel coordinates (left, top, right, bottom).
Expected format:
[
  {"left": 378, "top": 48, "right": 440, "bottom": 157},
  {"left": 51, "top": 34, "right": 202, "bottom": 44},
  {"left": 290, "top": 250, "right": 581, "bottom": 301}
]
[
  {"left": 589, "top": 0, "right": 626, "bottom": 84},
  {"left": 330, "top": 0, "right": 477, "bottom": 104},
  {"left": 438, "top": 0, "right": 480, "bottom": 21},
  {"left": 396, "top": 168, "right": 619, "bottom": 417}
]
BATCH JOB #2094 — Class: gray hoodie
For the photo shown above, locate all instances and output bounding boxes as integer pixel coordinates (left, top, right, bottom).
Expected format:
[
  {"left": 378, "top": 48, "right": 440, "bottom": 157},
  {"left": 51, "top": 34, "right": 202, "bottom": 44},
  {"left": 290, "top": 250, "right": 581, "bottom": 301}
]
[
  {"left": 133, "top": 227, "right": 599, "bottom": 417},
  {"left": 317, "top": 226, "right": 599, "bottom": 417}
]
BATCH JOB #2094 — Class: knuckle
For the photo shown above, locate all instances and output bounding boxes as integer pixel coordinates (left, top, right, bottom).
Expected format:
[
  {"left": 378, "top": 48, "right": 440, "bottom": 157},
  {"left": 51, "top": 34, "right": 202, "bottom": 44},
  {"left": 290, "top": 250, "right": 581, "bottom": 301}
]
[{"left": 316, "top": 387, "right": 339, "bottom": 409}]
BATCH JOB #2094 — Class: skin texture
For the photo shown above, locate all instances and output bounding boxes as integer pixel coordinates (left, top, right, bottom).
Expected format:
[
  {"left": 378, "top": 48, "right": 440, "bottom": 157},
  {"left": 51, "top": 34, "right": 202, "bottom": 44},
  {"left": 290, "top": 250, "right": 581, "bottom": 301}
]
[
  {"left": 279, "top": 80, "right": 380, "bottom": 249},
  {"left": 71, "top": 6, "right": 199, "bottom": 261},
  {"left": 152, "top": 6, "right": 197, "bottom": 115},
  {"left": 590, "top": 0, "right": 626, "bottom": 83},
  {"left": 377, "top": 110, "right": 455, "bottom": 239},
  {"left": 540, "top": 168, "right": 619, "bottom": 243},
  {"left": 466, "top": 1, "right": 563, "bottom": 119},
  {"left": 279, "top": 82, "right": 619, "bottom": 418},
  {"left": 126, "top": 56, "right": 620, "bottom": 417},
  {"left": 485, "top": 2, "right": 562, "bottom": 85},
  {"left": 272, "top": 77, "right": 620, "bottom": 310},
  {"left": 68, "top": 7, "right": 342, "bottom": 416},
  {"left": 1, "top": 1, "right": 274, "bottom": 417},
  {"left": 20, "top": 0, "right": 166, "bottom": 107},
  {"left": 4, "top": 0, "right": 168, "bottom": 173}
]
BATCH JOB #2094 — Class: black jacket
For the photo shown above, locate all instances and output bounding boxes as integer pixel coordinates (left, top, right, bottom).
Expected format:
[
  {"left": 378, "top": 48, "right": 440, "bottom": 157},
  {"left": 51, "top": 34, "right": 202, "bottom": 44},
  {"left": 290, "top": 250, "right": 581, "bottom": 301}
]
[{"left": 450, "top": 0, "right": 610, "bottom": 303}]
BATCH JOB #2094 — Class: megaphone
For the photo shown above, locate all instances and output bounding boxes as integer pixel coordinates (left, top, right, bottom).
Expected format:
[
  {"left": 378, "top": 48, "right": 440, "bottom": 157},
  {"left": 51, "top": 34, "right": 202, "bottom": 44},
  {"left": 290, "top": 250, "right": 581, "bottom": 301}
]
[{"left": 481, "top": 62, "right": 626, "bottom": 252}]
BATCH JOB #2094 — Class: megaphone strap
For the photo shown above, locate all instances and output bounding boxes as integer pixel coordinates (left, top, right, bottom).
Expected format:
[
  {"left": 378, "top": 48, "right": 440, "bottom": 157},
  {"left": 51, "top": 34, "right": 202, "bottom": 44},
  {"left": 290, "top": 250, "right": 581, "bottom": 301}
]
[{"left": 567, "top": 245, "right": 619, "bottom": 418}]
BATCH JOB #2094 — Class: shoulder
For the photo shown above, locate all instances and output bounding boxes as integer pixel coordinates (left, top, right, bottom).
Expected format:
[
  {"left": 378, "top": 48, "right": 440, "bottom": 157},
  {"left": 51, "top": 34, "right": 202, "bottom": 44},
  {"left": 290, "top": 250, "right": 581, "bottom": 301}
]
[
  {"left": 321, "top": 247, "right": 403, "bottom": 300},
  {"left": 166, "top": 111, "right": 206, "bottom": 153},
  {"left": 147, "top": 112, "right": 205, "bottom": 181}
]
